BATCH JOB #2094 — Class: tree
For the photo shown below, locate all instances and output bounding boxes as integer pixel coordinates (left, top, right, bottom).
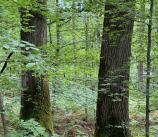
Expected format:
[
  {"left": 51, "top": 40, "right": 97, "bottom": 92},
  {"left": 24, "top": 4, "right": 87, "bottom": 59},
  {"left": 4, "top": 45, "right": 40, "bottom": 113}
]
[
  {"left": 145, "top": 0, "right": 153, "bottom": 136},
  {"left": 20, "top": 0, "right": 53, "bottom": 134},
  {"left": 95, "top": 1, "right": 134, "bottom": 137},
  {"left": 137, "top": 0, "right": 146, "bottom": 90}
]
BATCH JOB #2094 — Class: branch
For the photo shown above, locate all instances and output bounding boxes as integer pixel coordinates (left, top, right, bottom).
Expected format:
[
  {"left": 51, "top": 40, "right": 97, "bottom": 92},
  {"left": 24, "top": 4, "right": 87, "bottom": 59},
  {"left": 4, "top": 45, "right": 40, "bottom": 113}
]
[
  {"left": 59, "top": 18, "right": 72, "bottom": 27},
  {"left": 0, "top": 52, "right": 14, "bottom": 74},
  {"left": 48, "top": 7, "right": 85, "bottom": 26},
  {"left": 48, "top": 18, "right": 67, "bottom": 25}
]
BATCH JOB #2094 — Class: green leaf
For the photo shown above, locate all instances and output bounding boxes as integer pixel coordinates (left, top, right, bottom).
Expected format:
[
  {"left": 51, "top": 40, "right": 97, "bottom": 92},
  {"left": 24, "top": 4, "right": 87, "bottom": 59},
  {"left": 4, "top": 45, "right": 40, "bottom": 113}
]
[{"left": 26, "top": 63, "right": 36, "bottom": 68}]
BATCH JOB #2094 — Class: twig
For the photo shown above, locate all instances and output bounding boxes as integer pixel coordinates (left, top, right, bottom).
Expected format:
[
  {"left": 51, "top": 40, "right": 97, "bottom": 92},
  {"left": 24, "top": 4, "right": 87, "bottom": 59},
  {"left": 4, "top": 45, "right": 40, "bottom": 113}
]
[
  {"left": 0, "top": 51, "right": 14, "bottom": 136},
  {"left": 0, "top": 52, "right": 14, "bottom": 74}
]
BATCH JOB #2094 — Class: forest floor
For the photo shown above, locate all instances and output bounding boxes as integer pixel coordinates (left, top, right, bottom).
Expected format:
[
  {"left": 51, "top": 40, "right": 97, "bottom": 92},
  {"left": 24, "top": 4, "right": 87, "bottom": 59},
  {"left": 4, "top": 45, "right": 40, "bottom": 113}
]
[
  {"left": 1, "top": 109, "right": 158, "bottom": 136},
  {"left": 0, "top": 123, "right": 3, "bottom": 137},
  {"left": 0, "top": 108, "right": 95, "bottom": 137},
  {"left": 54, "top": 108, "right": 94, "bottom": 137}
]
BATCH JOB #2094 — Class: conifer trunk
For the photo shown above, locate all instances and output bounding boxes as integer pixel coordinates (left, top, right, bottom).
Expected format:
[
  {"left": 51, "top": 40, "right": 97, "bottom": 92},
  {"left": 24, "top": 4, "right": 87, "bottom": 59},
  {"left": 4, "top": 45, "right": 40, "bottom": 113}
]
[
  {"left": 95, "top": 1, "right": 134, "bottom": 137},
  {"left": 20, "top": 0, "right": 53, "bottom": 134}
]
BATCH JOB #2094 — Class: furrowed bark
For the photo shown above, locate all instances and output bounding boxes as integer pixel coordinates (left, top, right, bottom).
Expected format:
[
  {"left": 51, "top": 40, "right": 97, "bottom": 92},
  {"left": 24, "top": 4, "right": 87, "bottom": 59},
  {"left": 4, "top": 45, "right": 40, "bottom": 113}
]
[
  {"left": 20, "top": 0, "right": 53, "bottom": 134},
  {"left": 95, "top": 1, "right": 134, "bottom": 137}
]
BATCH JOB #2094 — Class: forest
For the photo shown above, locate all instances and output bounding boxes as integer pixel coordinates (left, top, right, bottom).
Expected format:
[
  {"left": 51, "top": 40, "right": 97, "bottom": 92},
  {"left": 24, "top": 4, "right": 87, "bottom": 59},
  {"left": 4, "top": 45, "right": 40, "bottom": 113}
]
[{"left": 0, "top": 0, "right": 157, "bottom": 137}]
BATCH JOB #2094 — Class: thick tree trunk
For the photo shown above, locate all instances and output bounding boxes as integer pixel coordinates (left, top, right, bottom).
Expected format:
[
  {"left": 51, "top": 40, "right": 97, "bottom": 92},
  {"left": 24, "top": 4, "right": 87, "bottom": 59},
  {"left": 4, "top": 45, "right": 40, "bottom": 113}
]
[
  {"left": 95, "top": 1, "right": 134, "bottom": 137},
  {"left": 20, "top": 0, "right": 53, "bottom": 134}
]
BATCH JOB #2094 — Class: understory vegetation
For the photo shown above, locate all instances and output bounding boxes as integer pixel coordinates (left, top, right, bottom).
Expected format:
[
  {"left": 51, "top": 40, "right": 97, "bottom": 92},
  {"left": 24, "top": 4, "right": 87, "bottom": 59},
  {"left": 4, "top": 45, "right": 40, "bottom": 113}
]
[{"left": 1, "top": 0, "right": 158, "bottom": 137}]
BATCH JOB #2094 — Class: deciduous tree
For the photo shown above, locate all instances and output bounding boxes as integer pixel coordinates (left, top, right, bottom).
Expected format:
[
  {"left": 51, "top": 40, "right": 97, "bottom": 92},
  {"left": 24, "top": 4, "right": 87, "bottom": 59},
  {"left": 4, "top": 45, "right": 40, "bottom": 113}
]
[
  {"left": 95, "top": 1, "right": 134, "bottom": 137},
  {"left": 20, "top": 0, "right": 53, "bottom": 134}
]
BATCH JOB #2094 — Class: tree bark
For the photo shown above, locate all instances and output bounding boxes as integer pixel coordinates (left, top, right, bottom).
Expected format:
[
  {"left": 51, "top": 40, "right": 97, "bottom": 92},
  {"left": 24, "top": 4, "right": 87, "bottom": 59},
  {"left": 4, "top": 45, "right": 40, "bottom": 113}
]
[
  {"left": 137, "top": 62, "right": 144, "bottom": 89},
  {"left": 95, "top": 1, "right": 134, "bottom": 137},
  {"left": 137, "top": 64, "right": 143, "bottom": 83},
  {"left": 137, "top": 1, "right": 145, "bottom": 90},
  {"left": 0, "top": 92, "right": 8, "bottom": 137},
  {"left": 84, "top": 14, "right": 89, "bottom": 122},
  {"left": 20, "top": 0, "right": 53, "bottom": 134},
  {"left": 145, "top": 0, "right": 153, "bottom": 136}
]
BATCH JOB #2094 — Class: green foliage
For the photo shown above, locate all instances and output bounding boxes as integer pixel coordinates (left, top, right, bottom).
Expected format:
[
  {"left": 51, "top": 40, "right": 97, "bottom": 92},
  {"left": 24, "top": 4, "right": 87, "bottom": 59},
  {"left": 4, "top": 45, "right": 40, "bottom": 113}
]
[
  {"left": 1, "top": 0, "right": 158, "bottom": 136},
  {"left": 8, "top": 119, "right": 59, "bottom": 137},
  {"left": 19, "top": 119, "right": 49, "bottom": 137}
]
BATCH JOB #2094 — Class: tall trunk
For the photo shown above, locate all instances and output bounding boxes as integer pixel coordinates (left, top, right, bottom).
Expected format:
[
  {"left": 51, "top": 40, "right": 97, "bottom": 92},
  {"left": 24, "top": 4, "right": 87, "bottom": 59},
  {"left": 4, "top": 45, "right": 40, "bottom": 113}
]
[
  {"left": 84, "top": 14, "right": 89, "bottom": 121},
  {"left": 72, "top": 2, "right": 77, "bottom": 80},
  {"left": 137, "top": 62, "right": 144, "bottom": 89},
  {"left": 48, "top": 22, "right": 52, "bottom": 44},
  {"left": 95, "top": 1, "right": 134, "bottom": 137},
  {"left": 137, "top": 1, "right": 145, "bottom": 90},
  {"left": 56, "top": 0, "right": 60, "bottom": 54},
  {"left": 52, "top": 0, "right": 60, "bottom": 115},
  {"left": 145, "top": 0, "right": 153, "bottom": 136},
  {"left": 20, "top": 0, "right": 53, "bottom": 134}
]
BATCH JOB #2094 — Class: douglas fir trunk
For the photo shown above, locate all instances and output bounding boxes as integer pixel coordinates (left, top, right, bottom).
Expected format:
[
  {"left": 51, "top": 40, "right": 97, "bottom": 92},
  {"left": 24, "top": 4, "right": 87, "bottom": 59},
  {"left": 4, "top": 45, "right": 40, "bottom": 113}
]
[{"left": 95, "top": 1, "right": 134, "bottom": 137}]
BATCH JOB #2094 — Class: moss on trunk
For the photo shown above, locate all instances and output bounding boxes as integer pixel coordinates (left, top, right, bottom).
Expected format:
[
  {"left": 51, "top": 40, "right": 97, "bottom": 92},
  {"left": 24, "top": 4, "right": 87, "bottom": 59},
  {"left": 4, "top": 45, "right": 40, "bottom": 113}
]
[{"left": 20, "top": 0, "right": 53, "bottom": 134}]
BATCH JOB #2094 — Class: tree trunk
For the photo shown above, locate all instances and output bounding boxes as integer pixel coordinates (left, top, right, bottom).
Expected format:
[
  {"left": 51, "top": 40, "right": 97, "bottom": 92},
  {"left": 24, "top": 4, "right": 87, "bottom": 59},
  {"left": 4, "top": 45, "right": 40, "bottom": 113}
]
[
  {"left": 145, "top": 0, "right": 153, "bottom": 136},
  {"left": 0, "top": 92, "right": 8, "bottom": 137},
  {"left": 137, "top": 62, "right": 144, "bottom": 90},
  {"left": 95, "top": 1, "right": 134, "bottom": 137},
  {"left": 20, "top": 0, "right": 53, "bottom": 134},
  {"left": 137, "top": 1, "right": 145, "bottom": 91},
  {"left": 84, "top": 14, "right": 89, "bottom": 122}
]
